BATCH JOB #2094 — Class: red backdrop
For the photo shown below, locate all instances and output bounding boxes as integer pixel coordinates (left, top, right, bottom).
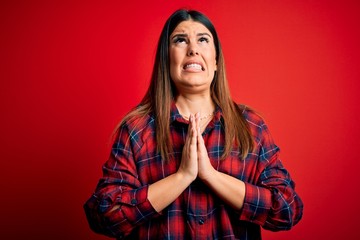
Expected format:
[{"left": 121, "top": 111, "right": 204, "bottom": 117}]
[{"left": 1, "top": 0, "right": 359, "bottom": 239}]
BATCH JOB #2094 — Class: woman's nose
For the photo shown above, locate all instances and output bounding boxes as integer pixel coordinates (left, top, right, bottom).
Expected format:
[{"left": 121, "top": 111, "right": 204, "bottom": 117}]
[{"left": 187, "top": 43, "right": 199, "bottom": 56}]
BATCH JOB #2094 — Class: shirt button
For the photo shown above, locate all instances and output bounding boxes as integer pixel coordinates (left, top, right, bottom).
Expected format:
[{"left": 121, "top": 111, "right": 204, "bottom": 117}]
[
  {"left": 131, "top": 199, "right": 137, "bottom": 205},
  {"left": 198, "top": 219, "right": 205, "bottom": 225}
]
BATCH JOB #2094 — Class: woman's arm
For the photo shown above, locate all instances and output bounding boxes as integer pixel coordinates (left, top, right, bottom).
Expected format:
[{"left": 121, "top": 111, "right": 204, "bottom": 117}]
[
  {"left": 148, "top": 114, "right": 198, "bottom": 211},
  {"left": 197, "top": 117, "right": 303, "bottom": 231},
  {"left": 197, "top": 125, "right": 246, "bottom": 210},
  {"left": 84, "top": 115, "right": 200, "bottom": 238},
  {"left": 84, "top": 124, "right": 160, "bottom": 238}
]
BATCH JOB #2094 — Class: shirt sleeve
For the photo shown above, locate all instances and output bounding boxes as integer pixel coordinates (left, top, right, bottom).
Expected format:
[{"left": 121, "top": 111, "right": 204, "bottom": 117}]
[
  {"left": 239, "top": 121, "right": 303, "bottom": 231},
  {"left": 83, "top": 123, "right": 160, "bottom": 238}
]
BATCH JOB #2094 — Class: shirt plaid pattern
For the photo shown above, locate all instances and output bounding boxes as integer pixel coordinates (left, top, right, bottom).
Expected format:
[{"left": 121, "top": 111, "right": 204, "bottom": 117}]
[{"left": 84, "top": 103, "right": 303, "bottom": 239}]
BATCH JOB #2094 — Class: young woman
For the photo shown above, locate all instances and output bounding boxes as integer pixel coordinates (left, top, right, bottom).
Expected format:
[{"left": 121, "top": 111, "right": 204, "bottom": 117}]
[{"left": 84, "top": 9, "right": 303, "bottom": 239}]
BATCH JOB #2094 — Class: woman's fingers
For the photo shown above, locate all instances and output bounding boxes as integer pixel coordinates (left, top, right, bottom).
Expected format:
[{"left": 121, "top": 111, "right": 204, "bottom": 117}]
[
  {"left": 194, "top": 112, "right": 200, "bottom": 133},
  {"left": 195, "top": 113, "right": 214, "bottom": 180},
  {"left": 177, "top": 114, "right": 198, "bottom": 180},
  {"left": 189, "top": 114, "right": 197, "bottom": 147}
]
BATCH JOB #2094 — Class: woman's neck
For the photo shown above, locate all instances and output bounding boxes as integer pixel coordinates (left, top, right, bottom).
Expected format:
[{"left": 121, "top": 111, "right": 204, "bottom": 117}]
[{"left": 175, "top": 93, "right": 215, "bottom": 119}]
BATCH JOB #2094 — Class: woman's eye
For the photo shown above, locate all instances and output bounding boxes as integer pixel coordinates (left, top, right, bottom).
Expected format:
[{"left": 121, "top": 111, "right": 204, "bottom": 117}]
[
  {"left": 199, "top": 37, "right": 209, "bottom": 43},
  {"left": 174, "top": 37, "right": 186, "bottom": 44}
]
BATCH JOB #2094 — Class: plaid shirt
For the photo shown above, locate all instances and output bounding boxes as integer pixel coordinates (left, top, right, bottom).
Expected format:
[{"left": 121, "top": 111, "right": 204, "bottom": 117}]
[{"left": 84, "top": 103, "right": 303, "bottom": 239}]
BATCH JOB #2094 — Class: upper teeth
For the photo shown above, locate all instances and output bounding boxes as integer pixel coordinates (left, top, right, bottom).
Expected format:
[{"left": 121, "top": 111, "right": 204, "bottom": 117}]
[{"left": 185, "top": 63, "right": 202, "bottom": 70}]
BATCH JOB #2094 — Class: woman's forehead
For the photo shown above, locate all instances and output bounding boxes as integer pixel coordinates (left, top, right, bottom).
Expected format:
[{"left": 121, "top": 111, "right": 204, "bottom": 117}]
[{"left": 171, "top": 20, "right": 212, "bottom": 37}]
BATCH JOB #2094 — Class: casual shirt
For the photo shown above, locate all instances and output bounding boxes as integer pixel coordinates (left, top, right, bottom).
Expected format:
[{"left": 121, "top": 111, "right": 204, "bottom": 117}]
[{"left": 84, "top": 103, "right": 303, "bottom": 239}]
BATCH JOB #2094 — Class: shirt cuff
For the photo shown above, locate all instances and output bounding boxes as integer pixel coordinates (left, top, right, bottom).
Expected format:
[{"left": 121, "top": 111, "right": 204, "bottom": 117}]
[
  {"left": 117, "top": 185, "right": 160, "bottom": 223},
  {"left": 239, "top": 182, "right": 272, "bottom": 226}
]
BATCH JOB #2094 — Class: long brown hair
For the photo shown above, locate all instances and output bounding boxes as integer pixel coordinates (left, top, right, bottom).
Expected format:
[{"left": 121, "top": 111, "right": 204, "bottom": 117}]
[{"left": 119, "top": 9, "right": 253, "bottom": 160}]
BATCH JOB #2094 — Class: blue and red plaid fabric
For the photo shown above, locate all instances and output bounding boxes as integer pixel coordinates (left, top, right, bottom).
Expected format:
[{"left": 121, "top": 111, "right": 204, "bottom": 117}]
[{"left": 84, "top": 103, "right": 303, "bottom": 239}]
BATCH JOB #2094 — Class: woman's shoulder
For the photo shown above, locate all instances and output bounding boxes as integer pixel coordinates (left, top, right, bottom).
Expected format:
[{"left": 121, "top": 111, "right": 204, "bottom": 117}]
[
  {"left": 121, "top": 110, "right": 155, "bottom": 132},
  {"left": 111, "top": 109, "right": 155, "bottom": 154},
  {"left": 237, "top": 104, "right": 266, "bottom": 129},
  {"left": 114, "top": 107, "right": 155, "bottom": 140},
  {"left": 237, "top": 104, "right": 277, "bottom": 147}
]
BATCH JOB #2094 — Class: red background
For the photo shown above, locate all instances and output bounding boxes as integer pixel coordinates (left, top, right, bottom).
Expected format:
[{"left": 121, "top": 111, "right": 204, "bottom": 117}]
[{"left": 1, "top": 0, "right": 359, "bottom": 239}]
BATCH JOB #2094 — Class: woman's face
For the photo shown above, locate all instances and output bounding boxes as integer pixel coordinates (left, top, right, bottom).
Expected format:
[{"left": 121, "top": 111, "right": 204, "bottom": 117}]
[{"left": 169, "top": 20, "right": 217, "bottom": 94}]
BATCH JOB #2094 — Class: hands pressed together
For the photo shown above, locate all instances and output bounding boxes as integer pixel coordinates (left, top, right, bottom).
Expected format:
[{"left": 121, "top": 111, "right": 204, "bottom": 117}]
[
  {"left": 148, "top": 112, "right": 245, "bottom": 212},
  {"left": 178, "top": 112, "right": 215, "bottom": 182}
]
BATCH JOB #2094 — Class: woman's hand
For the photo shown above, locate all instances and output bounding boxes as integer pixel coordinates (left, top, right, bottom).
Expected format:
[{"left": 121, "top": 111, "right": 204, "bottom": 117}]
[
  {"left": 177, "top": 112, "right": 215, "bottom": 181},
  {"left": 177, "top": 114, "right": 198, "bottom": 181},
  {"left": 149, "top": 114, "right": 199, "bottom": 212},
  {"left": 196, "top": 114, "right": 215, "bottom": 180},
  {"left": 175, "top": 112, "right": 245, "bottom": 211}
]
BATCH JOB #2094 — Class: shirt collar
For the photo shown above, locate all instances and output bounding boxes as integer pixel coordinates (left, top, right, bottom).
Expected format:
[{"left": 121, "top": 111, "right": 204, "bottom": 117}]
[{"left": 170, "top": 101, "right": 185, "bottom": 124}]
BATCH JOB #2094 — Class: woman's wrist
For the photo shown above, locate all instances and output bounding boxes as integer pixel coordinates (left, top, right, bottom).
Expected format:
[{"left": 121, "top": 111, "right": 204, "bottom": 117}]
[
  {"left": 175, "top": 169, "right": 197, "bottom": 184},
  {"left": 198, "top": 165, "right": 217, "bottom": 183}
]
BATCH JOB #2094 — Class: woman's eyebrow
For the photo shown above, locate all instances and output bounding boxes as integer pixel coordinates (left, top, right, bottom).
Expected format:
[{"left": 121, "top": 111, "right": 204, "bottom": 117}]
[
  {"left": 197, "top": 33, "right": 212, "bottom": 38},
  {"left": 171, "top": 33, "right": 188, "bottom": 39},
  {"left": 171, "top": 32, "right": 212, "bottom": 39}
]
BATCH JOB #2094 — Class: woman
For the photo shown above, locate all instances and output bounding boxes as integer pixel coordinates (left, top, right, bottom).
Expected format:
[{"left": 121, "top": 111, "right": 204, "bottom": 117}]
[{"left": 84, "top": 9, "right": 303, "bottom": 239}]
